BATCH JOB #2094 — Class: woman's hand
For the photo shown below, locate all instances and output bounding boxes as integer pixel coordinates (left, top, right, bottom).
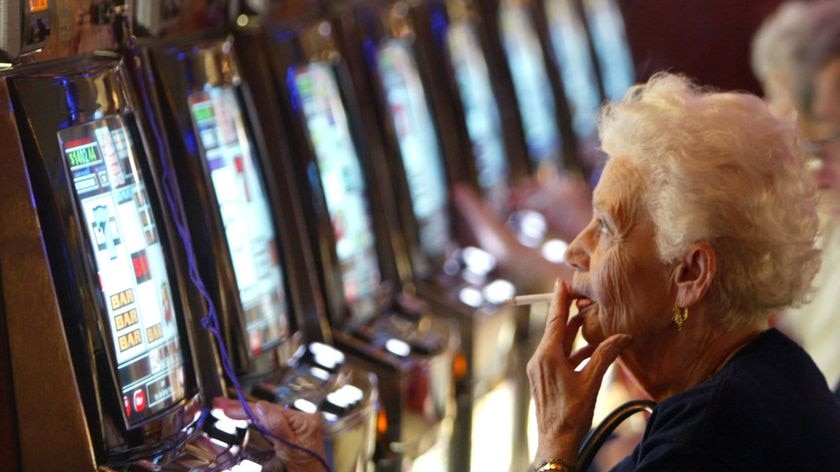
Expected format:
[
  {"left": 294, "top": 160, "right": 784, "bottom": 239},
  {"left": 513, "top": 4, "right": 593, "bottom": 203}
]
[
  {"left": 527, "top": 280, "right": 632, "bottom": 467},
  {"left": 214, "top": 397, "right": 327, "bottom": 472}
]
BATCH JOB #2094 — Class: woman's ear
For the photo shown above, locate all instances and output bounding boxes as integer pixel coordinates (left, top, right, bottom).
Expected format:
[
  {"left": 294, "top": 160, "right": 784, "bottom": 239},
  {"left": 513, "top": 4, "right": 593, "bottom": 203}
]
[{"left": 674, "top": 242, "right": 716, "bottom": 307}]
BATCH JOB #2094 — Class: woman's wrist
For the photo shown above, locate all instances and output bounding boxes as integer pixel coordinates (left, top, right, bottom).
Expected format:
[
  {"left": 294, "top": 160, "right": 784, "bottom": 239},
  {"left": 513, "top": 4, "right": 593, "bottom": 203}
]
[
  {"left": 534, "top": 434, "right": 580, "bottom": 471},
  {"left": 532, "top": 456, "right": 578, "bottom": 472}
]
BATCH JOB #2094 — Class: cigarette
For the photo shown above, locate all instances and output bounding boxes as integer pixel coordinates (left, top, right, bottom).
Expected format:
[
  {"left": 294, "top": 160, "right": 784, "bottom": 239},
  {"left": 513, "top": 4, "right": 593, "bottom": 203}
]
[{"left": 505, "top": 292, "right": 555, "bottom": 306}]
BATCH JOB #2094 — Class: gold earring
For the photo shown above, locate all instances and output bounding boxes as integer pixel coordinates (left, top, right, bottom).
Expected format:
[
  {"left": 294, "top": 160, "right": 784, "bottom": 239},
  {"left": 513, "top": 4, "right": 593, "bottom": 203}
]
[{"left": 672, "top": 304, "right": 688, "bottom": 330}]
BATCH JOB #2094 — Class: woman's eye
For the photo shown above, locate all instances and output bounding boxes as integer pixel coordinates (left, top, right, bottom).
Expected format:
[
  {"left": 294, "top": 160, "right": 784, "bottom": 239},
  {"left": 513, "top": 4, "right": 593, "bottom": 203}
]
[{"left": 598, "top": 218, "right": 609, "bottom": 234}]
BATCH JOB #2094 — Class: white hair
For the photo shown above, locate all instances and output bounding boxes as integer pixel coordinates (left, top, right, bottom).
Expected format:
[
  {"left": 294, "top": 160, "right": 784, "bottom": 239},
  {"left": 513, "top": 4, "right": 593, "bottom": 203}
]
[{"left": 598, "top": 73, "right": 821, "bottom": 328}]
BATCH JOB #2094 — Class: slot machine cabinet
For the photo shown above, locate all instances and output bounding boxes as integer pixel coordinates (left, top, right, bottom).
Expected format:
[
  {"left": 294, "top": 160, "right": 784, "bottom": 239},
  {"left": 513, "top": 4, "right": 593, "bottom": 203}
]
[
  {"left": 261, "top": 11, "right": 458, "bottom": 471},
  {"left": 402, "top": 0, "right": 526, "bottom": 215},
  {"left": 332, "top": 1, "right": 534, "bottom": 470},
  {"left": 540, "top": 0, "right": 604, "bottom": 153},
  {"left": 0, "top": 51, "right": 248, "bottom": 472},
  {"left": 576, "top": 0, "right": 635, "bottom": 102},
  {"left": 0, "top": 0, "right": 51, "bottom": 63},
  {"left": 476, "top": 0, "right": 579, "bottom": 177},
  {"left": 0, "top": 261, "right": 19, "bottom": 470},
  {"left": 131, "top": 4, "right": 378, "bottom": 470}
]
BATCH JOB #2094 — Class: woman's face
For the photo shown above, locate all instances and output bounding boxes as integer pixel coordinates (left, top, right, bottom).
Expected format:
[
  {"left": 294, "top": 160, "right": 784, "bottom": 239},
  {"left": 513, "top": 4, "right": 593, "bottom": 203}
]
[{"left": 565, "top": 156, "right": 676, "bottom": 343}]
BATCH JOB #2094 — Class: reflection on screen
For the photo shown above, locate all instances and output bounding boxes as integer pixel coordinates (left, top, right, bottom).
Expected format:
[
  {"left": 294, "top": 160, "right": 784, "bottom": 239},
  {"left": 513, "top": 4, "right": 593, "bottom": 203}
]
[
  {"left": 188, "top": 87, "right": 289, "bottom": 356},
  {"left": 583, "top": 0, "right": 635, "bottom": 101},
  {"left": 545, "top": 0, "right": 601, "bottom": 138},
  {"left": 447, "top": 21, "right": 510, "bottom": 211},
  {"left": 59, "top": 116, "right": 186, "bottom": 426},
  {"left": 499, "top": 1, "right": 561, "bottom": 168},
  {"left": 377, "top": 39, "right": 452, "bottom": 260},
  {"left": 292, "top": 63, "right": 381, "bottom": 321}
]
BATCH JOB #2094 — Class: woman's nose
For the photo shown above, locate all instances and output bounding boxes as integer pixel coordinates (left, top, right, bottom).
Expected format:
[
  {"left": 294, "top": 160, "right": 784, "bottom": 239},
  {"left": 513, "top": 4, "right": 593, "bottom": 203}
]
[{"left": 564, "top": 229, "right": 590, "bottom": 271}]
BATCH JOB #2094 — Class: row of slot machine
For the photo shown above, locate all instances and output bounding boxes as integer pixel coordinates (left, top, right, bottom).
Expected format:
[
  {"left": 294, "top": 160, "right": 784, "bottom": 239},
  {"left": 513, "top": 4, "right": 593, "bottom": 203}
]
[{"left": 0, "top": 0, "right": 634, "bottom": 471}]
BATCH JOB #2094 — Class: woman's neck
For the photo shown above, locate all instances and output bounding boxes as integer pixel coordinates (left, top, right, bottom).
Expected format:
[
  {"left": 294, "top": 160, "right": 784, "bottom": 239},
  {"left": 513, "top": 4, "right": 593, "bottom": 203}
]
[{"left": 620, "top": 321, "right": 764, "bottom": 402}]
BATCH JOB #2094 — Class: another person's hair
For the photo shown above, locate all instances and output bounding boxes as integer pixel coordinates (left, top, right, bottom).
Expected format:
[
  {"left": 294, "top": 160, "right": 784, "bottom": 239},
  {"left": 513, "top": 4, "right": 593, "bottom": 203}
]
[
  {"left": 751, "top": 1, "right": 813, "bottom": 108},
  {"left": 805, "top": 1, "right": 840, "bottom": 82},
  {"left": 598, "top": 73, "right": 820, "bottom": 329},
  {"left": 751, "top": 1, "right": 840, "bottom": 117}
]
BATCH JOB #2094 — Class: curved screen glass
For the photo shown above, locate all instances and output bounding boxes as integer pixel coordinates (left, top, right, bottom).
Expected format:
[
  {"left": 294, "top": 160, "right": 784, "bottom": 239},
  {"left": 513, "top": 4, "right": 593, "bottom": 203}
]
[
  {"left": 292, "top": 63, "right": 381, "bottom": 321},
  {"left": 582, "top": 0, "right": 635, "bottom": 101},
  {"left": 377, "top": 39, "right": 452, "bottom": 260},
  {"left": 545, "top": 0, "right": 601, "bottom": 138},
  {"left": 59, "top": 115, "right": 187, "bottom": 426},
  {"left": 187, "top": 86, "right": 289, "bottom": 357},
  {"left": 499, "top": 1, "right": 561, "bottom": 168},
  {"left": 447, "top": 20, "right": 510, "bottom": 211}
]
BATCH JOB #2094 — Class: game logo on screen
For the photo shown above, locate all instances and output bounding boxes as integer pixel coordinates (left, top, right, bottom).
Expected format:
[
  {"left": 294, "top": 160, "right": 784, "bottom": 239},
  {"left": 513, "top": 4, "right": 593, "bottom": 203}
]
[
  {"left": 376, "top": 39, "right": 453, "bottom": 261},
  {"left": 187, "top": 86, "right": 290, "bottom": 356},
  {"left": 291, "top": 63, "right": 381, "bottom": 322},
  {"left": 59, "top": 115, "right": 187, "bottom": 426}
]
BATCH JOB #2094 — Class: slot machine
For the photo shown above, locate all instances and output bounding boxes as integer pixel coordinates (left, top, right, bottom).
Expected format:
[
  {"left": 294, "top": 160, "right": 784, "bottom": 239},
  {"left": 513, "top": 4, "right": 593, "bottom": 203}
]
[
  {"left": 577, "top": 0, "right": 636, "bottom": 101},
  {"left": 261, "top": 7, "right": 458, "bottom": 471},
  {"left": 0, "top": 2, "right": 251, "bottom": 470},
  {"left": 330, "top": 1, "right": 539, "bottom": 470},
  {"left": 131, "top": 2, "right": 378, "bottom": 470},
  {"left": 541, "top": 0, "right": 604, "bottom": 148},
  {"left": 481, "top": 0, "right": 579, "bottom": 176},
  {"left": 407, "top": 0, "right": 526, "bottom": 216}
]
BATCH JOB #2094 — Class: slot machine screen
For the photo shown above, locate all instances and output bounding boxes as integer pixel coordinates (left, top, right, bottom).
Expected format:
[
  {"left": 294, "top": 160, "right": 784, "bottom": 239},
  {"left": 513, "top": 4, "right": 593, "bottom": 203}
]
[
  {"left": 447, "top": 21, "right": 510, "bottom": 210},
  {"left": 582, "top": 0, "right": 635, "bottom": 101},
  {"left": 376, "top": 39, "right": 452, "bottom": 260},
  {"left": 58, "top": 115, "right": 187, "bottom": 426},
  {"left": 544, "top": 0, "right": 601, "bottom": 138},
  {"left": 291, "top": 63, "right": 381, "bottom": 321},
  {"left": 187, "top": 86, "right": 289, "bottom": 356},
  {"left": 499, "top": 2, "right": 561, "bottom": 167}
]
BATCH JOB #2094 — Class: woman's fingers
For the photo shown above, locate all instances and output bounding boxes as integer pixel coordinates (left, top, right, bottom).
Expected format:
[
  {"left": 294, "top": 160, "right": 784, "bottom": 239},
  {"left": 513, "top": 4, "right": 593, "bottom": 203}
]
[
  {"left": 538, "top": 280, "right": 573, "bottom": 353},
  {"left": 584, "top": 334, "right": 633, "bottom": 380},
  {"left": 255, "top": 401, "right": 296, "bottom": 442},
  {"left": 564, "top": 314, "right": 584, "bottom": 356},
  {"left": 568, "top": 343, "right": 598, "bottom": 368}
]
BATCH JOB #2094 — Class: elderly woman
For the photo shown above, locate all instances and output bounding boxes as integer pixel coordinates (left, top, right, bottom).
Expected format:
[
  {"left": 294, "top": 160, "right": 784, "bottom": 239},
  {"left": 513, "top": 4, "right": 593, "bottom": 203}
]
[
  {"left": 529, "top": 73, "right": 840, "bottom": 472},
  {"left": 220, "top": 73, "right": 840, "bottom": 471}
]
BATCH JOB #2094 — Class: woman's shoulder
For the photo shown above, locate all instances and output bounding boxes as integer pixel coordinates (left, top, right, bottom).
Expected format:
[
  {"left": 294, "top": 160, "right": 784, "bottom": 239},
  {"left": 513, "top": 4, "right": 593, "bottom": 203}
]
[{"left": 638, "top": 329, "right": 840, "bottom": 470}]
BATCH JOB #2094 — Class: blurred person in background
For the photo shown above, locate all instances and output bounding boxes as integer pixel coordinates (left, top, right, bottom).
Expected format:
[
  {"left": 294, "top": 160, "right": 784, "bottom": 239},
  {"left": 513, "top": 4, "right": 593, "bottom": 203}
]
[{"left": 751, "top": 0, "right": 840, "bottom": 398}]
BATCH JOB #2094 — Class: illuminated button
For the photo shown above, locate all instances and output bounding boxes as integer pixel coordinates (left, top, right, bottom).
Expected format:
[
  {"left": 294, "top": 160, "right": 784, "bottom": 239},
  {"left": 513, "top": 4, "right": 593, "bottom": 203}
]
[
  {"left": 511, "top": 210, "right": 547, "bottom": 247},
  {"left": 541, "top": 238, "right": 569, "bottom": 264},
  {"left": 308, "top": 366, "right": 331, "bottom": 381},
  {"left": 293, "top": 398, "right": 319, "bottom": 414},
  {"left": 483, "top": 279, "right": 516, "bottom": 305},
  {"left": 461, "top": 246, "right": 497, "bottom": 275},
  {"left": 458, "top": 286, "right": 484, "bottom": 307},
  {"left": 309, "top": 342, "right": 345, "bottom": 370},
  {"left": 385, "top": 338, "right": 411, "bottom": 357}
]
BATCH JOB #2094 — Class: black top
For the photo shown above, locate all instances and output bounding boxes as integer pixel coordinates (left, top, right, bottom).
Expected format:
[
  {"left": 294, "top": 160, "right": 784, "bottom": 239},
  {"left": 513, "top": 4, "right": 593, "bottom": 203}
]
[{"left": 611, "top": 329, "right": 840, "bottom": 471}]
